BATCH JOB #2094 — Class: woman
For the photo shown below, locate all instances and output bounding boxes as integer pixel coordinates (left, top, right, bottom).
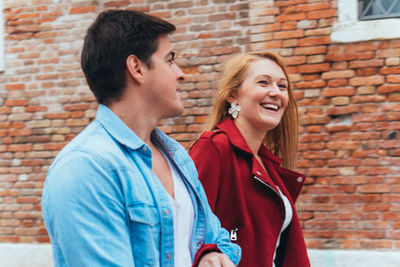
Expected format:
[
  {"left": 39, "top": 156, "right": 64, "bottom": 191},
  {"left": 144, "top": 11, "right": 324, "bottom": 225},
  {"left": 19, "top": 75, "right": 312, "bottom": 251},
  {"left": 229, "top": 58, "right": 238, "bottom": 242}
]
[{"left": 189, "top": 51, "right": 310, "bottom": 267}]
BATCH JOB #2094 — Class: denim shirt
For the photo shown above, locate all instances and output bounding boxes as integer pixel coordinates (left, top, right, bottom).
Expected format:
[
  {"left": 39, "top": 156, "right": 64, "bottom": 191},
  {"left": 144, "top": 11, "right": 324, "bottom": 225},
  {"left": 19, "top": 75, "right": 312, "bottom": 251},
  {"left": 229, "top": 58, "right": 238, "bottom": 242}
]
[{"left": 42, "top": 104, "right": 241, "bottom": 267}]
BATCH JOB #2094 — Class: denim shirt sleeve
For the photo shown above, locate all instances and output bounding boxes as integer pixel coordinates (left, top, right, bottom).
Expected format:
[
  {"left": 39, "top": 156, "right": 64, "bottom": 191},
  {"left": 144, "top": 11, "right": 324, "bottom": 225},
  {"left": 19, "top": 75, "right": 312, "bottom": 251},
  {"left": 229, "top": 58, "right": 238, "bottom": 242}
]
[
  {"left": 194, "top": 172, "right": 242, "bottom": 265},
  {"left": 42, "top": 150, "right": 135, "bottom": 267},
  {"left": 174, "top": 147, "right": 242, "bottom": 265}
]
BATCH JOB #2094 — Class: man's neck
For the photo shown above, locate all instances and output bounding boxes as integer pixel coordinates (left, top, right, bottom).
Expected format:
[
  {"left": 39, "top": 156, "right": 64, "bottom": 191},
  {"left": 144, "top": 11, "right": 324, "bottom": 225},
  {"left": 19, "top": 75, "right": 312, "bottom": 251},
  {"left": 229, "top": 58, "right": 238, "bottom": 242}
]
[{"left": 108, "top": 99, "right": 159, "bottom": 146}]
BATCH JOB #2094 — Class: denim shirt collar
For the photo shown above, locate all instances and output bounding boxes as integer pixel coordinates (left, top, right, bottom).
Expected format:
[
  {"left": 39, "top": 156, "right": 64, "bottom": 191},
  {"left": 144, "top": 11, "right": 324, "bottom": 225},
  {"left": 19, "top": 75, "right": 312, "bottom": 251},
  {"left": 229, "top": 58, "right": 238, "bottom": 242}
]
[{"left": 95, "top": 104, "right": 145, "bottom": 150}]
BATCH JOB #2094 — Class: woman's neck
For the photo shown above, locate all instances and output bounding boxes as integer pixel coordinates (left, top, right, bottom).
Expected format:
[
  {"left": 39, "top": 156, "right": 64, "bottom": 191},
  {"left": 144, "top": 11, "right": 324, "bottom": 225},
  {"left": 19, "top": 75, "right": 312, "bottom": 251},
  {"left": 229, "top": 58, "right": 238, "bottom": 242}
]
[{"left": 233, "top": 119, "right": 266, "bottom": 156}]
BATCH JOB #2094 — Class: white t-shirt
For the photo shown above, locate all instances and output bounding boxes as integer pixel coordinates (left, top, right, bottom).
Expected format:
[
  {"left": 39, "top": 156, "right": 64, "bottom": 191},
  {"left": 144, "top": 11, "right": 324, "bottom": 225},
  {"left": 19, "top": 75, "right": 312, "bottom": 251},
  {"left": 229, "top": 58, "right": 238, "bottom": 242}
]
[
  {"left": 273, "top": 186, "right": 293, "bottom": 267},
  {"left": 166, "top": 155, "right": 195, "bottom": 267}
]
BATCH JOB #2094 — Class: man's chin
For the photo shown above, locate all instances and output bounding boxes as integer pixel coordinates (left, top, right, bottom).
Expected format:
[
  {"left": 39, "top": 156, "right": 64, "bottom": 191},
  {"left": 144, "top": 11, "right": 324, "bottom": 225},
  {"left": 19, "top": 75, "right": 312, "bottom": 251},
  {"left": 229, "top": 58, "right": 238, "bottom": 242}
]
[{"left": 162, "top": 107, "right": 184, "bottom": 120}]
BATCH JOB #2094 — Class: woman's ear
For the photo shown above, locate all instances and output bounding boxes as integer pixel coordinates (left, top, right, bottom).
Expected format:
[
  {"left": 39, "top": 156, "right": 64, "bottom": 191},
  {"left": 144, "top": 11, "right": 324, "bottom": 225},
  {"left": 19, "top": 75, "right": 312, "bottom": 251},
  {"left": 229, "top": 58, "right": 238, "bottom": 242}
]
[
  {"left": 227, "top": 94, "right": 236, "bottom": 104},
  {"left": 126, "top": 55, "right": 145, "bottom": 83}
]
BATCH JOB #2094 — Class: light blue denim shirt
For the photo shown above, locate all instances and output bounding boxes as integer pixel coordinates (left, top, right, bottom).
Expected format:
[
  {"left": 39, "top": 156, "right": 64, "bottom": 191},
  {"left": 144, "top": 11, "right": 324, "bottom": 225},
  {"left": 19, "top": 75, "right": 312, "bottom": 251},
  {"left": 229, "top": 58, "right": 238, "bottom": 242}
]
[{"left": 42, "top": 104, "right": 241, "bottom": 267}]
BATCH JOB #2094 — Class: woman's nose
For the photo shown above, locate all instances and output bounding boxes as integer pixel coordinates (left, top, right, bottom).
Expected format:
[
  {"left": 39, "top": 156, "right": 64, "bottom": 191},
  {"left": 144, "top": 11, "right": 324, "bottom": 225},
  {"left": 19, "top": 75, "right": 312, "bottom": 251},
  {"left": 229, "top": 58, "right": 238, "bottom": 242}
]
[{"left": 268, "top": 83, "right": 281, "bottom": 96}]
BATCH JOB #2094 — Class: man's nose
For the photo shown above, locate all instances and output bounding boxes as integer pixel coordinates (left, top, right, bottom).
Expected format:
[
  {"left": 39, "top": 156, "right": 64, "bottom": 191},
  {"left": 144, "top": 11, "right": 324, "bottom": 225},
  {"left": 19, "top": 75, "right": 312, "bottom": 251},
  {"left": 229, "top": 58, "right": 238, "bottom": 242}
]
[{"left": 176, "top": 65, "right": 185, "bottom": 82}]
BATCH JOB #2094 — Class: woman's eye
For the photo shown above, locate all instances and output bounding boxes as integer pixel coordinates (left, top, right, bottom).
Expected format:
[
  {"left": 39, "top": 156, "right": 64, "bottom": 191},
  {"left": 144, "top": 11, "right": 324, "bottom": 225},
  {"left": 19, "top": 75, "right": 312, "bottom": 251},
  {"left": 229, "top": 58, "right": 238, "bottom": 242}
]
[
  {"left": 279, "top": 84, "right": 288, "bottom": 90},
  {"left": 258, "top": 80, "right": 268, "bottom": 85}
]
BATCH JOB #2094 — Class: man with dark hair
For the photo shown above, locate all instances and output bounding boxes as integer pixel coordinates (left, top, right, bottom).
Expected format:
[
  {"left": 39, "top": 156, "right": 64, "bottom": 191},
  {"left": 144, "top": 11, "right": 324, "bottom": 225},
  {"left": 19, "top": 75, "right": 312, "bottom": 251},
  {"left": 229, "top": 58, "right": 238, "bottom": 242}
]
[{"left": 42, "top": 10, "right": 241, "bottom": 267}]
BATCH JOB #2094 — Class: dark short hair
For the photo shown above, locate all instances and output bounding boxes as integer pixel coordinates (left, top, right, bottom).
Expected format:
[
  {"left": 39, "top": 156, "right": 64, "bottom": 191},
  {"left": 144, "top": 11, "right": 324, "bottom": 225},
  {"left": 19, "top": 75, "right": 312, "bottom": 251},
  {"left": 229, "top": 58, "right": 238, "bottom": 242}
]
[{"left": 81, "top": 10, "right": 176, "bottom": 105}]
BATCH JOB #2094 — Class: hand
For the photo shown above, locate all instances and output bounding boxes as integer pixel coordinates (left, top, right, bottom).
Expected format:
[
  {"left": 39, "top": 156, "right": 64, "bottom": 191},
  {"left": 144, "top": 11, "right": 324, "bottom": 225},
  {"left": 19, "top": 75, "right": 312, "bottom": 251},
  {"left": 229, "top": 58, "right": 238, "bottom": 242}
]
[{"left": 198, "top": 252, "right": 236, "bottom": 267}]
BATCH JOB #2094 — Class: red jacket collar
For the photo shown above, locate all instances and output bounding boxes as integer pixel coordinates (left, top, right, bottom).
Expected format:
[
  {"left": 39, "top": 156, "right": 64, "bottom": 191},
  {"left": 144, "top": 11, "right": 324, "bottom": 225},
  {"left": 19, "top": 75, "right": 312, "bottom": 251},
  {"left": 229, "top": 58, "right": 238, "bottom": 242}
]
[{"left": 216, "top": 118, "right": 283, "bottom": 166}]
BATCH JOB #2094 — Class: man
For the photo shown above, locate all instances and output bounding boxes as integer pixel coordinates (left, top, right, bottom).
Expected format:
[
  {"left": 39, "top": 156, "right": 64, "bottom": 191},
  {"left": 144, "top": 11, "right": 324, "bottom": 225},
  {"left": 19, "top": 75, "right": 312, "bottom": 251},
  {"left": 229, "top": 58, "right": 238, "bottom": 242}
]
[{"left": 41, "top": 10, "right": 241, "bottom": 267}]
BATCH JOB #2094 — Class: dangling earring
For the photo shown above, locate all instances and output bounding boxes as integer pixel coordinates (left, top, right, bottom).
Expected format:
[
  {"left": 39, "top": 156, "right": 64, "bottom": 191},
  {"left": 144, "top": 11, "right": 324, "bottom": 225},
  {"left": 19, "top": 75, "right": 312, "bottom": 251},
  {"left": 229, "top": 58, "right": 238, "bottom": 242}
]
[{"left": 228, "top": 100, "right": 241, "bottom": 119}]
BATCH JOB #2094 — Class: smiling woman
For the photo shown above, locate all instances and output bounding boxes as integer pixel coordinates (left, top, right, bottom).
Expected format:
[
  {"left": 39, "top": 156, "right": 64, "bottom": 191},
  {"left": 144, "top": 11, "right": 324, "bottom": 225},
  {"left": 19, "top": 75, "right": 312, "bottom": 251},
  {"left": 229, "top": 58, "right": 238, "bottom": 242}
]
[{"left": 189, "top": 51, "right": 310, "bottom": 267}]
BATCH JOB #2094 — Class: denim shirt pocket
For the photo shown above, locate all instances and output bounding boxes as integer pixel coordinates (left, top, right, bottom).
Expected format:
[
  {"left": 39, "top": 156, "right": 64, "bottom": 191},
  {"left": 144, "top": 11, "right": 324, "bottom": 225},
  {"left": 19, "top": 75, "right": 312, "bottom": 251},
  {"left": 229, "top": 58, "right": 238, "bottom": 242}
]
[{"left": 128, "top": 203, "right": 161, "bottom": 266}]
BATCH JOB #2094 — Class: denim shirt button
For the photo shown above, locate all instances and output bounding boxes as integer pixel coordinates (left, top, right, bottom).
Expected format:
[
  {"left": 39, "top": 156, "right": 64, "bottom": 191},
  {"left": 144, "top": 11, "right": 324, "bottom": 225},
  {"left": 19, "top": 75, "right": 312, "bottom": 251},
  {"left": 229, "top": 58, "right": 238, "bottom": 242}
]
[
  {"left": 166, "top": 253, "right": 172, "bottom": 260},
  {"left": 163, "top": 209, "right": 169, "bottom": 215},
  {"left": 197, "top": 241, "right": 202, "bottom": 247}
]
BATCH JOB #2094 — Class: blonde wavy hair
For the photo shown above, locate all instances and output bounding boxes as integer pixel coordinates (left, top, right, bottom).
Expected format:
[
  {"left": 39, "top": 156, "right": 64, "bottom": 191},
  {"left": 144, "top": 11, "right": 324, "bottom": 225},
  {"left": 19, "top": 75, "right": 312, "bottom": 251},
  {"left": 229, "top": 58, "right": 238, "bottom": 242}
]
[{"left": 205, "top": 51, "right": 299, "bottom": 170}]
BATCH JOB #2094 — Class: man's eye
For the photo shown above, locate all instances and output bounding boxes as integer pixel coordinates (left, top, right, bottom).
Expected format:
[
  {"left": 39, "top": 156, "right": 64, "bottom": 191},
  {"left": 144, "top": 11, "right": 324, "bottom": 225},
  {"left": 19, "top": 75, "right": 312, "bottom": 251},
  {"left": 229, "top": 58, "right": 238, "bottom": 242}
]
[{"left": 168, "top": 58, "right": 175, "bottom": 64}]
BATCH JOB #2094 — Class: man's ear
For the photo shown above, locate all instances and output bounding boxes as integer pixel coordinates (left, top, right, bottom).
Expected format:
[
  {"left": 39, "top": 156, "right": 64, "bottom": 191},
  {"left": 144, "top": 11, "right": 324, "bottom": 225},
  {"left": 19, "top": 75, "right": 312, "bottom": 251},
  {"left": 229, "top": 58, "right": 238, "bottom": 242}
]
[{"left": 126, "top": 55, "right": 145, "bottom": 83}]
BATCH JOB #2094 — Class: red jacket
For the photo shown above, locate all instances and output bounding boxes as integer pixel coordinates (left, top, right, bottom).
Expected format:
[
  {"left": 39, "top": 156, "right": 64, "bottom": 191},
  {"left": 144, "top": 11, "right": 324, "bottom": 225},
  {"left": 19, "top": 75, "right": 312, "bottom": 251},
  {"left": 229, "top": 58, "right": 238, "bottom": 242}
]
[{"left": 190, "top": 118, "right": 310, "bottom": 267}]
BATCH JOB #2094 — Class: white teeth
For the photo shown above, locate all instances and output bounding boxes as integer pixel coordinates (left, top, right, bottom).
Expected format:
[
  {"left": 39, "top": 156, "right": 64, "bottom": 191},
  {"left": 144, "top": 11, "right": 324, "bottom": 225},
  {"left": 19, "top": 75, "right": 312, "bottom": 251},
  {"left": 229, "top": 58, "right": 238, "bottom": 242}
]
[{"left": 261, "top": 103, "right": 279, "bottom": 111}]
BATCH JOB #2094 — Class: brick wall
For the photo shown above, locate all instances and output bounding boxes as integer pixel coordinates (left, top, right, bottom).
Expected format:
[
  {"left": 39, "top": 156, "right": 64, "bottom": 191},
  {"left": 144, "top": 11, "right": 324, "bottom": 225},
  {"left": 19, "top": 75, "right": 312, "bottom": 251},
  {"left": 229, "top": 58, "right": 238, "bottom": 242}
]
[{"left": 0, "top": 0, "right": 399, "bottom": 251}]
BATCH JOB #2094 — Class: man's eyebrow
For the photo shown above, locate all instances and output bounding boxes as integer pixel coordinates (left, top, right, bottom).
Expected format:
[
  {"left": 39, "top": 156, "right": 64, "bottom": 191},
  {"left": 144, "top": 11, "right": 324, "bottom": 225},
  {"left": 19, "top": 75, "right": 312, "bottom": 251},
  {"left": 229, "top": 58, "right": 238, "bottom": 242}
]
[{"left": 165, "top": 51, "right": 175, "bottom": 60}]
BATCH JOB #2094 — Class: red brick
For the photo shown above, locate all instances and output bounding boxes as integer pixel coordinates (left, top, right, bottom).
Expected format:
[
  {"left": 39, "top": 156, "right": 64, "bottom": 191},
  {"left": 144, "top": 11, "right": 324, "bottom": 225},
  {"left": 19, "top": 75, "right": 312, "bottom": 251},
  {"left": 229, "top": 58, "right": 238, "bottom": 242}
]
[
  {"left": 5, "top": 84, "right": 25, "bottom": 90},
  {"left": 4, "top": 99, "right": 29, "bottom": 106},
  {"left": 281, "top": 21, "right": 297, "bottom": 30},
  {"left": 295, "top": 80, "right": 325, "bottom": 89},
  {"left": 69, "top": 6, "right": 96, "bottom": 15},
  {"left": 297, "top": 98, "right": 330, "bottom": 106},
  {"left": 325, "top": 125, "right": 353, "bottom": 132},
  {"left": 210, "top": 46, "right": 241, "bottom": 55},
  {"left": 356, "top": 67, "right": 377, "bottom": 76},
  {"left": 378, "top": 85, "right": 400, "bottom": 94},
  {"left": 297, "top": 2, "right": 330, "bottom": 11},
  {"left": 295, "top": 46, "right": 327, "bottom": 55},
  {"left": 25, "top": 106, "right": 47, "bottom": 112},
  {"left": 358, "top": 185, "right": 391, "bottom": 193},
  {"left": 298, "top": 36, "right": 330, "bottom": 46},
  {"left": 63, "top": 103, "right": 90, "bottom": 111},
  {"left": 331, "top": 194, "right": 382, "bottom": 203},
  {"left": 44, "top": 112, "right": 70, "bottom": 119},
  {"left": 209, "top": 13, "right": 236, "bottom": 22},
  {"left": 303, "top": 151, "right": 335, "bottom": 159},
  {"left": 352, "top": 95, "right": 386, "bottom": 103},
  {"left": 349, "top": 59, "right": 384, "bottom": 69},
  {"left": 377, "top": 48, "right": 400, "bottom": 58},
  {"left": 273, "top": 29, "right": 304, "bottom": 39},
  {"left": 326, "top": 52, "right": 357, "bottom": 62},
  {"left": 322, "top": 87, "right": 355, "bottom": 97},
  {"left": 104, "top": 1, "right": 130, "bottom": 8},
  {"left": 8, "top": 129, "right": 32, "bottom": 137},
  {"left": 345, "top": 42, "right": 380, "bottom": 52},
  {"left": 380, "top": 66, "right": 400, "bottom": 75},
  {"left": 327, "top": 141, "right": 359, "bottom": 150},
  {"left": 387, "top": 75, "right": 400, "bottom": 83},
  {"left": 298, "top": 63, "right": 330, "bottom": 73},
  {"left": 349, "top": 76, "right": 384, "bottom": 86},
  {"left": 358, "top": 51, "right": 375, "bottom": 60},
  {"left": 276, "top": 12, "right": 306, "bottom": 22},
  {"left": 321, "top": 70, "right": 355, "bottom": 79},
  {"left": 307, "top": 9, "right": 336, "bottom": 20},
  {"left": 16, "top": 197, "right": 40, "bottom": 204},
  {"left": 7, "top": 144, "right": 32, "bottom": 152},
  {"left": 282, "top": 56, "right": 306, "bottom": 66},
  {"left": 251, "top": 40, "right": 282, "bottom": 50}
]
